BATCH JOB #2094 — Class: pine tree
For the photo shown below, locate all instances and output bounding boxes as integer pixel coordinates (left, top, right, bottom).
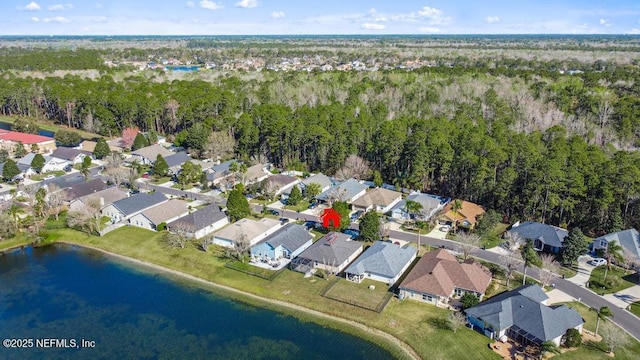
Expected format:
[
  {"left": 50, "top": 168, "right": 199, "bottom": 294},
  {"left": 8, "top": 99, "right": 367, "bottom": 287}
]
[
  {"left": 288, "top": 185, "right": 302, "bottom": 206},
  {"left": 359, "top": 211, "right": 380, "bottom": 241},
  {"left": 31, "top": 153, "right": 46, "bottom": 173},
  {"left": 132, "top": 133, "right": 150, "bottom": 151},
  {"left": 227, "top": 188, "right": 250, "bottom": 222},
  {"left": 93, "top": 138, "right": 110, "bottom": 159},
  {"left": 562, "top": 227, "right": 588, "bottom": 266},
  {"left": 153, "top": 154, "right": 169, "bottom": 177}
]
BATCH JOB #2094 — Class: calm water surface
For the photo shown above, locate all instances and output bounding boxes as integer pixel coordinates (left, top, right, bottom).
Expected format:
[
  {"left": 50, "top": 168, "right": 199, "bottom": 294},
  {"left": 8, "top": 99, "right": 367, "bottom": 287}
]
[{"left": 0, "top": 245, "right": 394, "bottom": 360}]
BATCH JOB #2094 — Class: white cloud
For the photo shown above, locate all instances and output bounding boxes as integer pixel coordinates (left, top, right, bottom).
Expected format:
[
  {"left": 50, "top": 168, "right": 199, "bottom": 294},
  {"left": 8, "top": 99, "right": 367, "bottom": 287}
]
[
  {"left": 23, "top": 1, "right": 41, "bottom": 11},
  {"left": 270, "top": 11, "right": 285, "bottom": 19},
  {"left": 43, "top": 16, "right": 71, "bottom": 23},
  {"left": 199, "top": 0, "right": 223, "bottom": 10},
  {"left": 186, "top": 1, "right": 195, "bottom": 8},
  {"left": 94, "top": 4, "right": 103, "bottom": 9},
  {"left": 49, "top": 3, "right": 73, "bottom": 11},
  {"left": 361, "top": 23, "right": 385, "bottom": 30},
  {"left": 599, "top": 18, "right": 612, "bottom": 27},
  {"left": 484, "top": 16, "right": 500, "bottom": 24},
  {"left": 31, "top": 17, "right": 40, "bottom": 22},
  {"left": 416, "top": 6, "right": 450, "bottom": 25},
  {"left": 629, "top": 28, "right": 640, "bottom": 34},
  {"left": 419, "top": 26, "right": 440, "bottom": 33},
  {"left": 235, "top": 0, "right": 257, "bottom": 8}
]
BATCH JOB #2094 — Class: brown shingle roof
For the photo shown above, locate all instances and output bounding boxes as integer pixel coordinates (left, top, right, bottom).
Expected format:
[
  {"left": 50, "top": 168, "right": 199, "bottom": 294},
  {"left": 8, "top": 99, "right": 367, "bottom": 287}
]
[
  {"left": 399, "top": 249, "right": 492, "bottom": 297},
  {"left": 442, "top": 200, "right": 485, "bottom": 226},
  {"left": 351, "top": 188, "right": 402, "bottom": 208}
]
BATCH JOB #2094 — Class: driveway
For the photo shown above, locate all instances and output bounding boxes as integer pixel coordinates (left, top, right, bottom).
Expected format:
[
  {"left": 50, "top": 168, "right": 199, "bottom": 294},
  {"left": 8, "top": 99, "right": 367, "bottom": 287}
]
[
  {"left": 426, "top": 226, "right": 449, "bottom": 240},
  {"left": 565, "top": 254, "right": 597, "bottom": 287},
  {"left": 603, "top": 286, "right": 640, "bottom": 310}
]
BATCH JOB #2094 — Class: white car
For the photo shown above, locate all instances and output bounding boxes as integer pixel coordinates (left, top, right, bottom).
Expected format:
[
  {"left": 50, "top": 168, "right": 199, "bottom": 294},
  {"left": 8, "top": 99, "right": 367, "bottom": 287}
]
[
  {"left": 588, "top": 258, "right": 607, "bottom": 267},
  {"left": 44, "top": 175, "right": 55, "bottom": 180}
]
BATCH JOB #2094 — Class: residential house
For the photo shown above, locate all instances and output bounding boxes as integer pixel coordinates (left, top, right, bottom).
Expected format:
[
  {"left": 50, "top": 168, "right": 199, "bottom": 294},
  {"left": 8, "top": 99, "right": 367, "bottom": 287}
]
[
  {"left": 69, "top": 186, "right": 129, "bottom": 212},
  {"left": 212, "top": 218, "right": 281, "bottom": 248},
  {"left": 465, "top": 284, "right": 584, "bottom": 347},
  {"left": 163, "top": 152, "right": 192, "bottom": 175},
  {"left": 592, "top": 228, "right": 640, "bottom": 267},
  {"left": 290, "top": 232, "right": 363, "bottom": 275},
  {"left": 129, "top": 144, "right": 172, "bottom": 165},
  {"left": 244, "top": 163, "right": 270, "bottom": 184},
  {"left": 265, "top": 174, "right": 300, "bottom": 196},
  {"left": 77, "top": 140, "right": 122, "bottom": 154},
  {"left": 167, "top": 204, "right": 229, "bottom": 239},
  {"left": 316, "top": 178, "right": 368, "bottom": 204},
  {"left": 391, "top": 192, "right": 447, "bottom": 221},
  {"left": 344, "top": 241, "right": 417, "bottom": 286},
  {"left": 351, "top": 188, "right": 403, "bottom": 213},
  {"left": 0, "top": 129, "right": 56, "bottom": 154},
  {"left": 101, "top": 192, "right": 168, "bottom": 223},
  {"left": 105, "top": 138, "right": 125, "bottom": 153},
  {"left": 299, "top": 173, "right": 334, "bottom": 194},
  {"left": 507, "top": 221, "right": 568, "bottom": 254},
  {"left": 250, "top": 224, "right": 314, "bottom": 263},
  {"left": 17, "top": 153, "right": 69, "bottom": 175},
  {"left": 440, "top": 200, "right": 485, "bottom": 230},
  {"left": 128, "top": 199, "right": 190, "bottom": 231},
  {"left": 206, "top": 160, "right": 242, "bottom": 186},
  {"left": 61, "top": 179, "right": 108, "bottom": 202},
  {"left": 51, "top": 147, "right": 90, "bottom": 165},
  {"left": 398, "top": 248, "right": 492, "bottom": 306}
]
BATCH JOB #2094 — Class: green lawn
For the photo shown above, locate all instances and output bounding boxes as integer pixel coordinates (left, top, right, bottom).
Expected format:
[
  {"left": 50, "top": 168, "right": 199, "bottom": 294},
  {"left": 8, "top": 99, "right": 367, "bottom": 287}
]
[
  {"left": 285, "top": 200, "right": 309, "bottom": 212},
  {"left": 629, "top": 302, "right": 640, "bottom": 317},
  {"left": 553, "top": 302, "right": 640, "bottom": 360},
  {"left": 322, "top": 278, "right": 392, "bottom": 311},
  {"left": 0, "top": 235, "right": 32, "bottom": 252},
  {"left": 480, "top": 222, "right": 509, "bottom": 249},
  {"left": 36, "top": 225, "right": 500, "bottom": 360},
  {"left": 587, "top": 265, "right": 637, "bottom": 294},
  {"left": 31, "top": 170, "right": 66, "bottom": 181},
  {"left": 0, "top": 115, "right": 97, "bottom": 140},
  {"left": 150, "top": 176, "right": 171, "bottom": 184}
]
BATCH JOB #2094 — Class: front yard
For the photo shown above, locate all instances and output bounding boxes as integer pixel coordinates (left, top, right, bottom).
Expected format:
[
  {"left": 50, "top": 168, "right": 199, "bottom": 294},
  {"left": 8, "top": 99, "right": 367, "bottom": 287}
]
[
  {"left": 480, "top": 222, "right": 509, "bottom": 249},
  {"left": 587, "top": 265, "right": 637, "bottom": 294},
  {"left": 31, "top": 170, "right": 66, "bottom": 181}
]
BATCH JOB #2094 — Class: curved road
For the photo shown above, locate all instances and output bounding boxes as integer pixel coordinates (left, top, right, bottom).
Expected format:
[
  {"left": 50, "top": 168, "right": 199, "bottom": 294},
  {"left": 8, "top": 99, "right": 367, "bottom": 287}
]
[{"left": 262, "top": 206, "right": 640, "bottom": 341}]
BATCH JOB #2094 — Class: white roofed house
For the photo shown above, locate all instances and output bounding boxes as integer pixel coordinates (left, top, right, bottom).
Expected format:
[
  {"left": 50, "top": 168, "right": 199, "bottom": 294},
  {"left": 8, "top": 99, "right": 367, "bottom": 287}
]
[
  {"left": 290, "top": 232, "right": 363, "bottom": 275},
  {"left": 69, "top": 186, "right": 129, "bottom": 213},
  {"left": 316, "top": 178, "right": 368, "bottom": 205},
  {"left": 592, "top": 228, "right": 640, "bottom": 268},
  {"left": 129, "top": 144, "right": 172, "bottom": 165},
  {"left": 299, "top": 173, "right": 334, "bottom": 195},
  {"left": 390, "top": 192, "right": 447, "bottom": 221},
  {"left": 128, "top": 199, "right": 190, "bottom": 231},
  {"left": 264, "top": 174, "right": 300, "bottom": 197},
  {"left": 212, "top": 218, "right": 282, "bottom": 248},
  {"left": 18, "top": 153, "right": 69, "bottom": 175},
  {"left": 250, "top": 224, "right": 314, "bottom": 264},
  {"left": 351, "top": 188, "right": 402, "bottom": 214},
  {"left": 51, "top": 147, "right": 90, "bottom": 164},
  {"left": 100, "top": 192, "right": 168, "bottom": 223}
]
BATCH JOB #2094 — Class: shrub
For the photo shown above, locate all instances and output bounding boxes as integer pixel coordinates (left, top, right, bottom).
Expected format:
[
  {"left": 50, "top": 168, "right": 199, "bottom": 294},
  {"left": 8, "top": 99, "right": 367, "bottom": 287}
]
[
  {"left": 562, "top": 328, "right": 582, "bottom": 348},
  {"left": 156, "top": 222, "right": 167, "bottom": 232}
]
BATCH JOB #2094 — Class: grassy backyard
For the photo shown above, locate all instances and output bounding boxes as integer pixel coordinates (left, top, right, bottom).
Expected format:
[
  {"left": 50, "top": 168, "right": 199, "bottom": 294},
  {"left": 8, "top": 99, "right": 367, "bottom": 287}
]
[
  {"left": 29, "top": 225, "right": 500, "bottom": 360},
  {"left": 587, "top": 265, "right": 637, "bottom": 294},
  {"left": 322, "top": 278, "right": 393, "bottom": 312}
]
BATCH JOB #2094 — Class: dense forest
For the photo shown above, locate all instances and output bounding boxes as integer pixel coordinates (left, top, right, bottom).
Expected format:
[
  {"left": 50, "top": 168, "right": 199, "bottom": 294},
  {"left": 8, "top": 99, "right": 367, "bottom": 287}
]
[{"left": 0, "top": 37, "right": 639, "bottom": 236}]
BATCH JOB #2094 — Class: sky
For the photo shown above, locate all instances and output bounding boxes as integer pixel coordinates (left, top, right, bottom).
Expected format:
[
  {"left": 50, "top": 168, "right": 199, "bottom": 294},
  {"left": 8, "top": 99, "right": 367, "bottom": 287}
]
[{"left": 2, "top": 1, "right": 640, "bottom": 35}]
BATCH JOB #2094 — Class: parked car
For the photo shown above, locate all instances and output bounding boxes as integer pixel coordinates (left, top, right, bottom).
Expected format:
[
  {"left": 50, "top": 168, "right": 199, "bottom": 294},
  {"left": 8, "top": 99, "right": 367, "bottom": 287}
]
[
  {"left": 142, "top": 173, "right": 150, "bottom": 179},
  {"left": 350, "top": 210, "right": 364, "bottom": 222},
  {"left": 343, "top": 229, "right": 361, "bottom": 239},
  {"left": 588, "top": 258, "right": 607, "bottom": 267},
  {"left": 268, "top": 209, "right": 279, "bottom": 216},
  {"left": 279, "top": 217, "right": 290, "bottom": 225},
  {"left": 308, "top": 201, "right": 318, "bottom": 209},
  {"left": 63, "top": 165, "right": 72, "bottom": 172},
  {"left": 44, "top": 175, "right": 55, "bottom": 180}
]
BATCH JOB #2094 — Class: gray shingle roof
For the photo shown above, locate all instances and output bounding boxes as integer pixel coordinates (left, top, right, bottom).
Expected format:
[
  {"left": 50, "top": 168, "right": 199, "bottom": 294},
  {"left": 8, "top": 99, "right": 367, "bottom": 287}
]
[
  {"left": 508, "top": 221, "right": 568, "bottom": 248},
  {"left": 64, "top": 179, "right": 107, "bottom": 200},
  {"left": 465, "top": 285, "right": 584, "bottom": 344},
  {"left": 594, "top": 228, "right": 640, "bottom": 260},
  {"left": 51, "top": 147, "right": 86, "bottom": 161},
  {"left": 302, "top": 173, "right": 333, "bottom": 190},
  {"left": 297, "top": 232, "right": 362, "bottom": 265},
  {"left": 207, "top": 160, "right": 240, "bottom": 181},
  {"left": 167, "top": 204, "right": 227, "bottom": 232},
  {"left": 316, "top": 178, "right": 368, "bottom": 202},
  {"left": 111, "top": 192, "right": 167, "bottom": 216},
  {"left": 131, "top": 144, "right": 172, "bottom": 162},
  {"left": 257, "top": 224, "right": 314, "bottom": 253},
  {"left": 163, "top": 152, "right": 192, "bottom": 169},
  {"left": 345, "top": 241, "right": 416, "bottom": 278}
]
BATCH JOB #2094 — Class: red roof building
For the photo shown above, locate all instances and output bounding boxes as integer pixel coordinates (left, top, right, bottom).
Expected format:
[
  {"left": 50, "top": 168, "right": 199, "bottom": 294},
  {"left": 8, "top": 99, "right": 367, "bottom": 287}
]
[{"left": 0, "top": 129, "right": 56, "bottom": 154}]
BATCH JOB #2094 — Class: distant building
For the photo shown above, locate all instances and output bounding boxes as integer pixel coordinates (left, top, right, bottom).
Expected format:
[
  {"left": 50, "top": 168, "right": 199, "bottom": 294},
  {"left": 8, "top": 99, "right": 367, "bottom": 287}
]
[{"left": 0, "top": 129, "right": 56, "bottom": 154}]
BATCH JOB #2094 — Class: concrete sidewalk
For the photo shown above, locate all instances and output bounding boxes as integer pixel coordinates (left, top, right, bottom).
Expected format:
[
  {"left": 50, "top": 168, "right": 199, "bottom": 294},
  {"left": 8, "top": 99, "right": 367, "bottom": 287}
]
[
  {"left": 603, "top": 286, "right": 640, "bottom": 309},
  {"left": 546, "top": 289, "right": 577, "bottom": 304}
]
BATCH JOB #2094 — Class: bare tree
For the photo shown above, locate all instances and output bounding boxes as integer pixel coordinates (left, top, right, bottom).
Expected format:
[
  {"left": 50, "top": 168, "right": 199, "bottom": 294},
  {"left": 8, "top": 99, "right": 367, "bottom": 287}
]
[
  {"left": 335, "top": 154, "right": 370, "bottom": 181},
  {"left": 500, "top": 249, "right": 521, "bottom": 288},
  {"left": 539, "top": 253, "right": 560, "bottom": 287},
  {"left": 326, "top": 187, "right": 348, "bottom": 206},
  {"left": 67, "top": 197, "right": 103, "bottom": 234},
  {"left": 45, "top": 184, "right": 65, "bottom": 220},
  {"left": 263, "top": 178, "right": 280, "bottom": 201},
  {"left": 502, "top": 232, "right": 525, "bottom": 252},
  {"left": 447, "top": 311, "right": 466, "bottom": 333},
  {"left": 163, "top": 223, "right": 192, "bottom": 249},
  {"left": 204, "top": 131, "right": 236, "bottom": 161},
  {"left": 197, "top": 235, "right": 211, "bottom": 252},
  {"left": 104, "top": 152, "right": 123, "bottom": 169},
  {"left": 456, "top": 232, "right": 481, "bottom": 260},
  {"left": 379, "top": 217, "right": 391, "bottom": 240},
  {"left": 105, "top": 166, "right": 129, "bottom": 187},
  {"left": 226, "top": 231, "right": 251, "bottom": 262},
  {"left": 601, "top": 323, "right": 629, "bottom": 355}
]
